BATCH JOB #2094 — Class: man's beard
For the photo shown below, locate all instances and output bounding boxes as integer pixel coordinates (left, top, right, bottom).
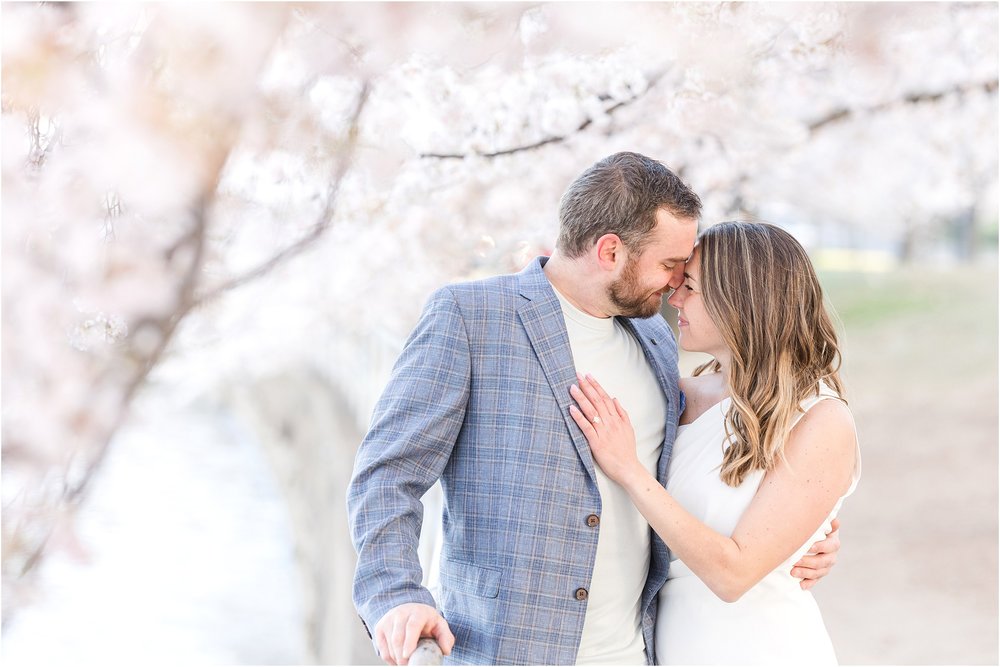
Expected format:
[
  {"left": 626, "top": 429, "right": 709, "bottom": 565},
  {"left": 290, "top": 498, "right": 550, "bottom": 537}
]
[{"left": 608, "top": 256, "right": 664, "bottom": 319}]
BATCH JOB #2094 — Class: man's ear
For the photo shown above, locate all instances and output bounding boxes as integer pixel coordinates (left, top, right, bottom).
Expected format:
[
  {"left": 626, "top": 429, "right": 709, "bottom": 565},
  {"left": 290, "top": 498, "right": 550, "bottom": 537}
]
[{"left": 594, "top": 234, "right": 625, "bottom": 271}]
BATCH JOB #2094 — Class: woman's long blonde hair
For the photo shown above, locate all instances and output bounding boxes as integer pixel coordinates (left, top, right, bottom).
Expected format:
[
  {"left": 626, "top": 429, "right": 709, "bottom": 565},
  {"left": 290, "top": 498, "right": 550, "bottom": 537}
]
[{"left": 692, "top": 222, "right": 845, "bottom": 487}]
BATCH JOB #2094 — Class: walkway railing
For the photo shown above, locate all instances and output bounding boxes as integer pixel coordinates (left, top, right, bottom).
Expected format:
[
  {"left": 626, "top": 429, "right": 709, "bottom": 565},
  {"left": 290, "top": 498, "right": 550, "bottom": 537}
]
[{"left": 410, "top": 638, "right": 444, "bottom": 666}]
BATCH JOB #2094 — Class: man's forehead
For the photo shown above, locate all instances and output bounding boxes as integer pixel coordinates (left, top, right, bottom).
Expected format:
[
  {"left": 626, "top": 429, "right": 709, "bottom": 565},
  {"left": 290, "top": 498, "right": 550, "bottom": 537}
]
[
  {"left": 644, "top": 211, "right": 697, "bottom": 259},
  {"left": 651, "top": 212, "right": 697, "bottom": 236},
  {"left": 655, "top": 207, "right": 698, "bottom": 226},
  {"left": 661, "top": 253, "right": 692, "bottom": 264},
  {"left": 647, "top": 232, "right": 696, "bottom": 262}
]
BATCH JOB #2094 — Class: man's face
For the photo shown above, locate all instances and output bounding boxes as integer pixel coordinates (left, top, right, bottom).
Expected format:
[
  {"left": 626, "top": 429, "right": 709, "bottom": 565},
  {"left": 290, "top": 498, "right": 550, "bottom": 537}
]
[{"left": 607, "top": 209, "right": 698, "bottom": 318}]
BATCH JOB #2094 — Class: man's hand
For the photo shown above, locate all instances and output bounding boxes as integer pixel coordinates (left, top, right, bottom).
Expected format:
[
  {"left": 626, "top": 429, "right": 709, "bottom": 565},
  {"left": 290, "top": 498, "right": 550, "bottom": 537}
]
[
  {"left": 791, "top": 518, "right": 841, "bottom": 590},
  {"left": 373, "top": 603, "right": 455, "bottom": 665}
]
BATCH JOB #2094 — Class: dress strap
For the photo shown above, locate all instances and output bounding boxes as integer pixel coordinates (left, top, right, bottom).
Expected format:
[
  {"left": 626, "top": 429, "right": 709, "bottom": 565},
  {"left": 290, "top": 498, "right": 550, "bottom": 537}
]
[{"left": 792, "top": 380, "right": 843, "bottom": 419}]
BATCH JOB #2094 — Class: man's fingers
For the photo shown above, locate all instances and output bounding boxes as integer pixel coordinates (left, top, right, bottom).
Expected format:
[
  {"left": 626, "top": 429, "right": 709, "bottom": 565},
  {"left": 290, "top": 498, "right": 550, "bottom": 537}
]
[
  {"left": 376, "top": 631, "right": 396, "bottom": 666},
  {"left": 433, "top": 617, "right": 456, "bottom": 655},
  {"left": 810, "top": 520, "right": 842, "bottom": 554},
  {"left": 799, "top": 578, "right": 817, "bottom": 591},
  {"left": 791, "top": 564, "right": 831, "bottom": 580},
  {"left": 805, "top": 534, "right": 839, "bottom": 556},
  {"left": 373, "top": 605, "right": 449, "bottom": 666},
  {"left": 401, "top": 614, "right": 427, "bottom": 663},
  {"left": 389, "top": 617, "right": 408, "bottom": 664},
  {"left": 795, "top": 551, "right": 836, "bottom": 570}
]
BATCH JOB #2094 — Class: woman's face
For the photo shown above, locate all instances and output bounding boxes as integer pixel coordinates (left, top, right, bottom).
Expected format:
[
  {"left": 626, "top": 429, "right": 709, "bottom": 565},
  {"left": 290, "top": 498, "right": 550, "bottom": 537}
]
[{"left": 666, "top": 249, "right": 727, "bottom": 358}]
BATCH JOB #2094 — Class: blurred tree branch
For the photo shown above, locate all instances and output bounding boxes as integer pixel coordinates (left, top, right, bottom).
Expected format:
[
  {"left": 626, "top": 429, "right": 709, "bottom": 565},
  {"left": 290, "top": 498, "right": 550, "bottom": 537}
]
[
  {"left": 419, "top": 68, "right": 668, "bottom": 160},
  {"left": 194, "top": 82, "right": 371, "bottom": 307},
  {"left": 26, "top": 109, "right": 62, "bottom": 170},
  {"left": 809, "top": 78, "right": 999, "bottom": 132}
]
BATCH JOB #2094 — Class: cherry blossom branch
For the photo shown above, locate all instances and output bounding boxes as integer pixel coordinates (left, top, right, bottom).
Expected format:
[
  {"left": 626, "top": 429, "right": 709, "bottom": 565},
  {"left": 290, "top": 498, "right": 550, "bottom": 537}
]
[
  {"left": 192, "top": 81, "right": 371, "bottom": 307},
  {"left": 808, "top": 78, "right": 998, "bottom": 132},
  {"left": 419, "top": 68, "right": 668, "bottom": 160},
  {"left": 26, "top": 109, "right": 63, "bottom": 171}
]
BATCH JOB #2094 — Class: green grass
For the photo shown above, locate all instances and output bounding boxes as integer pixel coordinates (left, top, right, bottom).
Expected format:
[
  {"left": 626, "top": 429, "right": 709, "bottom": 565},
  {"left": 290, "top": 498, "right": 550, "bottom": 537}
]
[{"left": 819, "top": 264, "right": 998, "bottom": 330}]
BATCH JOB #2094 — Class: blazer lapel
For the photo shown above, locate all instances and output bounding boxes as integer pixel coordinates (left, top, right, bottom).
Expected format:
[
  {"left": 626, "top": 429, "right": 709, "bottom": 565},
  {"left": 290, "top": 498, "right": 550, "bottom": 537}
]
[
  {"left": 517, "top": 258, "right": 598, "bottom": 485},
  {"left": 617, "top": 316, "right": 678, "bottom": 483},
  {"left": 619, "top": 315, "right": 679, "bottom": 618}
]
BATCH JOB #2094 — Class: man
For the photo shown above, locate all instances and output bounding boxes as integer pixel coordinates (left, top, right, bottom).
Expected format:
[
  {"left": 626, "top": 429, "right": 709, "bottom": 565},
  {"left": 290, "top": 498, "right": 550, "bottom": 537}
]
[{"left": 348, "top": 152, "right": 840, "bottom": 665}]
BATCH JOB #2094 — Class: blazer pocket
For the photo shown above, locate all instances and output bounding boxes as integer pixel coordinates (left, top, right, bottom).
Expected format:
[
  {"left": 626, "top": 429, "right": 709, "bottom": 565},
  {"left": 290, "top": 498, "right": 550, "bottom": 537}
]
[{"left": 440, "top": 558, "right": 502, "bottom": 599}]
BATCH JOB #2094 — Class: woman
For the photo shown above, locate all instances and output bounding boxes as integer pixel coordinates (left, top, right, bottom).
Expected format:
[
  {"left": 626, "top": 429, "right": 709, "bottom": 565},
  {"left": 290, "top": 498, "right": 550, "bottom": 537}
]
[{"left": 569, "top": 221, "right": 860, "bottom": 665}]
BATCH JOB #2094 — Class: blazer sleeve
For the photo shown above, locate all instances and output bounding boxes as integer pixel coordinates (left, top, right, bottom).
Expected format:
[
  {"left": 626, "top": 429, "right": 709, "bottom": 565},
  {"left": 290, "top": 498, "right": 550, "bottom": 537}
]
[{"left": 347, "top": 285, "right": 472, "bottom": 634}]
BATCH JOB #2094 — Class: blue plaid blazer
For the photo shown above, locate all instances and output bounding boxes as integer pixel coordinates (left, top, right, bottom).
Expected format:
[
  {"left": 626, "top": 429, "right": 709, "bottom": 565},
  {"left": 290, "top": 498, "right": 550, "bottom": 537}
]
[{"left": 348, "top": 257, "right": 682, "bottom": 665}]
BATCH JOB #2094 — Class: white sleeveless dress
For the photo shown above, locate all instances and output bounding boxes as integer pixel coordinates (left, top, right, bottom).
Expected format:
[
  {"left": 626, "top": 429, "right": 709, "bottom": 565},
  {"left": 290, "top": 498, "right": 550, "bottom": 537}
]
[{"left": 654, "top": 383, "right": 861, "bottom": 665}]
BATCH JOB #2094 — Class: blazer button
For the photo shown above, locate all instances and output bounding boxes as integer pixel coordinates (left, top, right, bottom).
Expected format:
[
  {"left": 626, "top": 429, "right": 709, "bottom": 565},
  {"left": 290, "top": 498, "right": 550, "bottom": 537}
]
[
  {"left": 586, "top": 514, "right": 600, "bottom": 527},
  {"left": 575, "top": 588, "right": 588, "bottom": 601}
]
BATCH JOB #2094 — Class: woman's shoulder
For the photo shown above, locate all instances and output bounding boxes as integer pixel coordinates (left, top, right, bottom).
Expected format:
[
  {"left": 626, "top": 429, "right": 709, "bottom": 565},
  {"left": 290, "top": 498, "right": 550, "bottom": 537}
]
[
  {"left": 787, "top": 394, "right": 858, "bottom": 489},
  {"left": 794, "top": 380, "right": 855, "bottom": 439},
  {"left": 796, "top": 396, "right": 855, "bottom": 434},
  {"left": 798, "top": 382, "right": 853, "bottom": 428}
]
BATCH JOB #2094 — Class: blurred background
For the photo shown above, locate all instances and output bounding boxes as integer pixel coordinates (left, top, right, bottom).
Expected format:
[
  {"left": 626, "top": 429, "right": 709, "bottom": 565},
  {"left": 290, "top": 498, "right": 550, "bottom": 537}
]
[{"left": 2, "top": 2, "right": 996, "bottom": 665}]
